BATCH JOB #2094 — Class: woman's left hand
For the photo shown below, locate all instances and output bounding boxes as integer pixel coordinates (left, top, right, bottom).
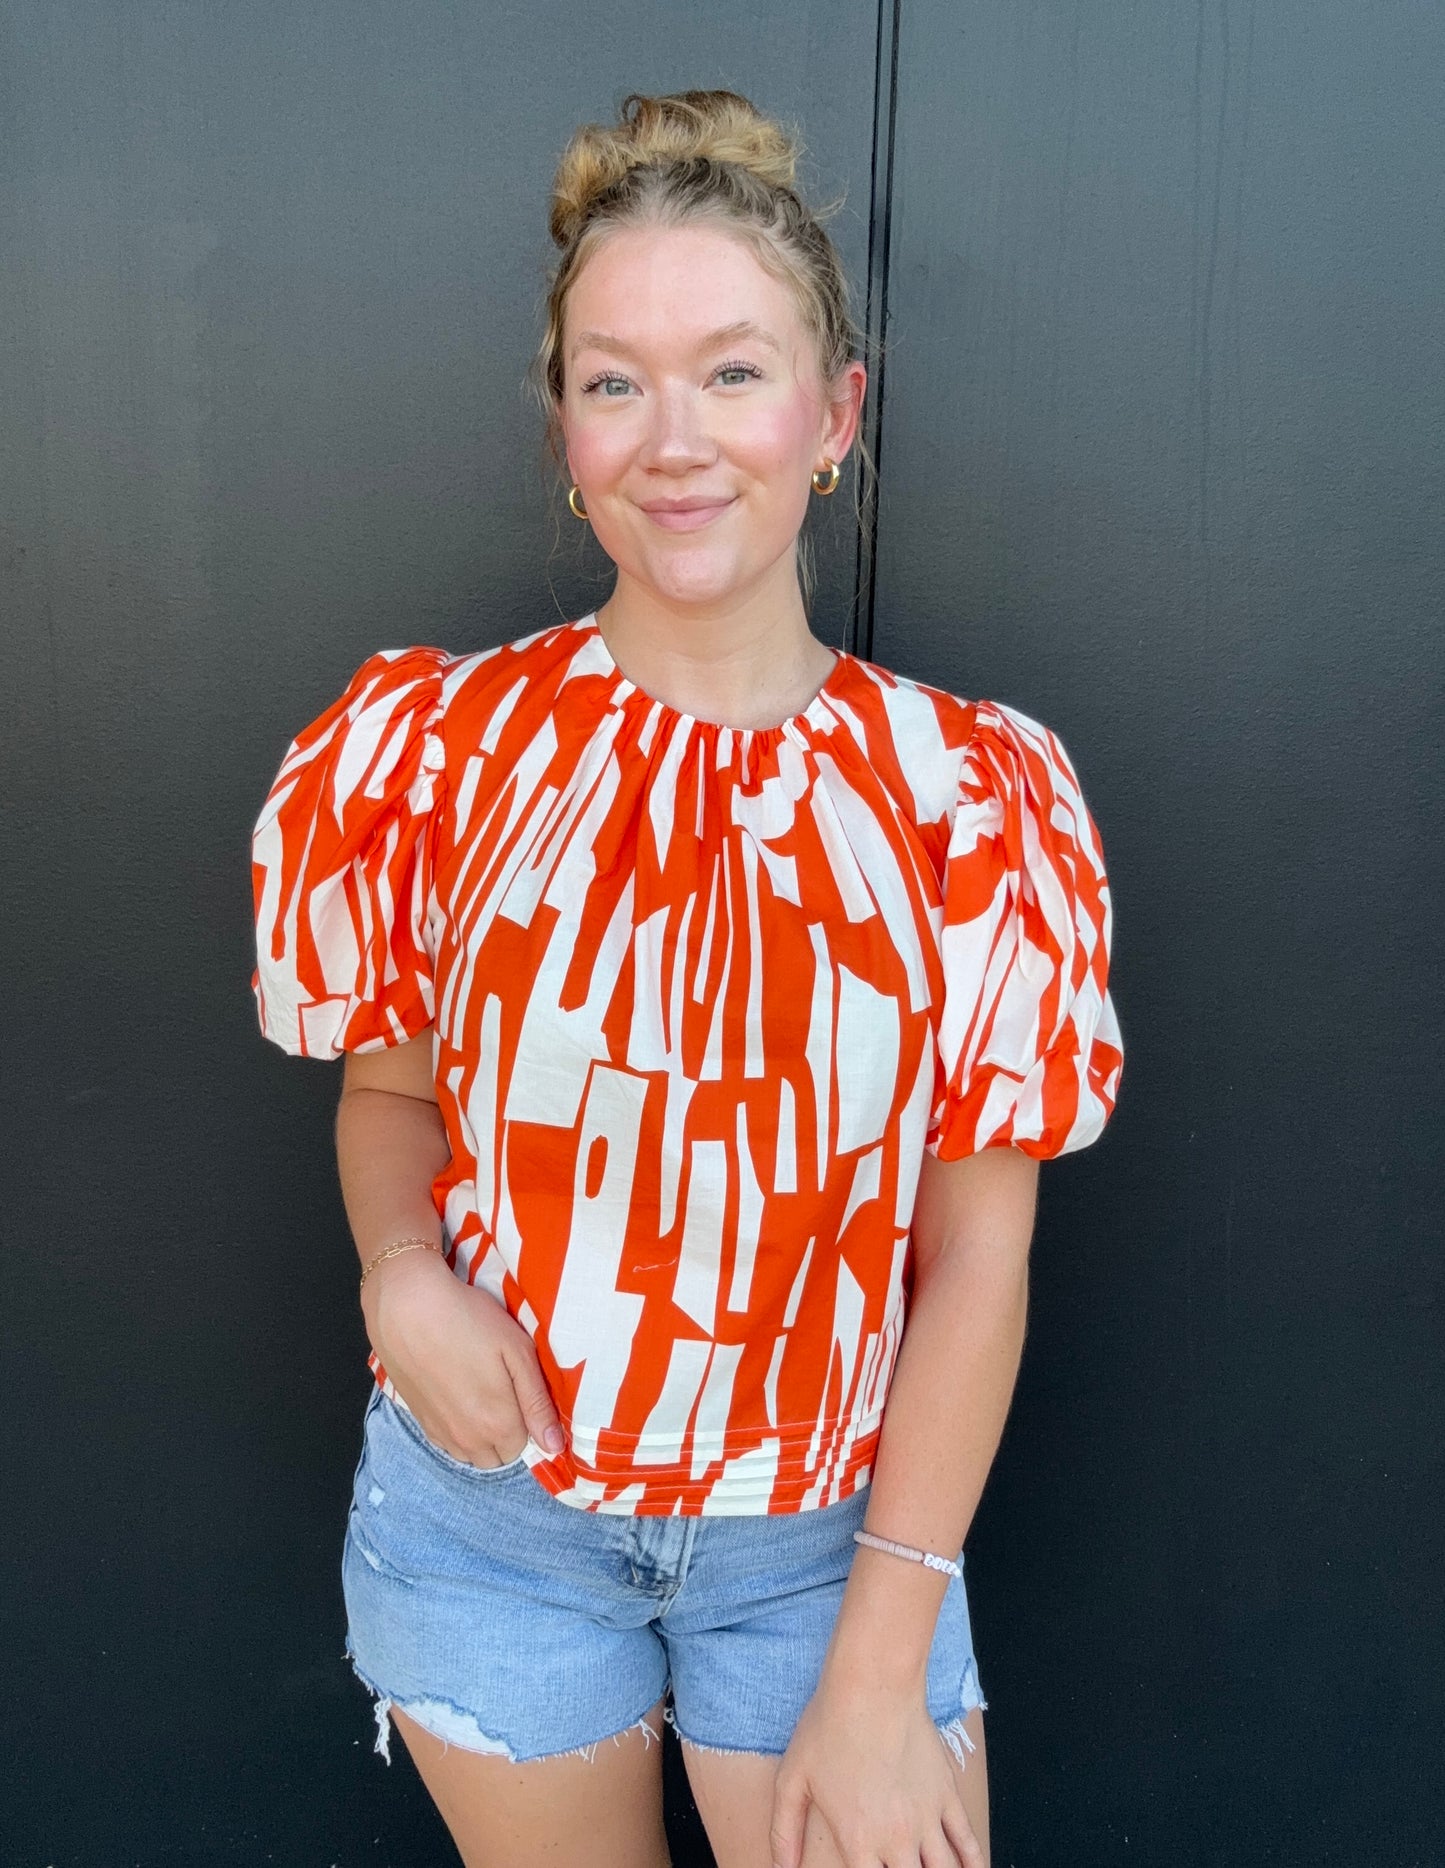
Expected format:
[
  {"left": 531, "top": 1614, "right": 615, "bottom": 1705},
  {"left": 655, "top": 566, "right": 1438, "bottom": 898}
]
[{"left": 769, "top": 1673, "right": 984, "bottom": 1868}]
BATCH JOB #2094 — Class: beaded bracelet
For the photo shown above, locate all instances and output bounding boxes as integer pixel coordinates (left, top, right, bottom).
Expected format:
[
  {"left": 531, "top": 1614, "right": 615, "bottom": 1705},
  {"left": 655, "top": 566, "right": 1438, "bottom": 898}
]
[
  {"left": 358, "top": 1236, "right": 444, "bottom": 1293},
  {"left": 853, "top": 1528, "right": 963, "bottom": 1580}
]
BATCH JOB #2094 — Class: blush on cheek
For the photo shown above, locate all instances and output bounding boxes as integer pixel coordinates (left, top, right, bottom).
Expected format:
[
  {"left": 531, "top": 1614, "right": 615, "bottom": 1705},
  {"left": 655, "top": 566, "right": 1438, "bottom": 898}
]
[
  {"left": 739, "top": 401, "right": 818, "bottom": 472},
  {"left": 567, "top": 430, "right": 631, "bottom": 485}
]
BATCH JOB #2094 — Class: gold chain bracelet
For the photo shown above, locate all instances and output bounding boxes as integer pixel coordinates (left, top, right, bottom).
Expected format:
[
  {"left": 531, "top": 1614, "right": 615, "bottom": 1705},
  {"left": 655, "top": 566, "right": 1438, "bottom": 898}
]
[{"left": 358, "top": 1237, "right": 444, "bottom": 1293}]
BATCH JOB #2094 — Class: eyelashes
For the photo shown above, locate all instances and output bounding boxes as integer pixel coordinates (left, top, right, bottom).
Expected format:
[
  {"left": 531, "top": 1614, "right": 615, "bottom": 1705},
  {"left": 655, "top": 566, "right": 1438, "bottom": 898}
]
[
  {"left": 580, "top": 359, "right": 765, "bottom": 396},
  {"left": 580, "top": 372, "right": 626, "bottom": 395},
  {"left": 713, "top": 358, "right": 765, "bottom": 383}
]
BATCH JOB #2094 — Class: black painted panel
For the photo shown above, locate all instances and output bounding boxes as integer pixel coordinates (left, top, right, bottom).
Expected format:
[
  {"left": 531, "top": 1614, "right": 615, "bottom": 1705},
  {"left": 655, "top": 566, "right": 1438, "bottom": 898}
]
[
  {"left": 0, "top": 5, "right": 877, "bottom": 1860},
  {"left": 877, "top": 5, "right": 1443, "bottom": 1864}
]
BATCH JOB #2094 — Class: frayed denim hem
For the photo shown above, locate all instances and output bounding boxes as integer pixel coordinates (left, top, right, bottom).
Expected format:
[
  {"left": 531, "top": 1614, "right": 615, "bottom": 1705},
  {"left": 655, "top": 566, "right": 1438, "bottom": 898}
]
[
  {"left": 935, "top": 1705, "right": 984, "bottom": 1771},
  {"left": 662, "top": 1702, "right": 780, "bottom": 1758},
  {"left": 664, "top": 1687, "right": 989, "bottom": 1772},
  {"left": 936, "top": 1662, "right": 990, "bottom": 1771},
  {"left": 346, "top": 1652, "right": 663, "bottom": 1767}
]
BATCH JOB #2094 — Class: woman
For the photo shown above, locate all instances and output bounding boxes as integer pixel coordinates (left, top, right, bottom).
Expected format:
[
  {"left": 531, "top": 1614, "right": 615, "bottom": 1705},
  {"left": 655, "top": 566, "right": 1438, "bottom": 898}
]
[{"left": 251, "top": 89, "right": 1122, "bottom": 1868}]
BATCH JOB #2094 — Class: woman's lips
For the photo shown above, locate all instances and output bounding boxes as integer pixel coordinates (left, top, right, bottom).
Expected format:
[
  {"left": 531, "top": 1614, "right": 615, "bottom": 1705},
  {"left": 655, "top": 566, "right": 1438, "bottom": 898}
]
[{"left": 641, "top": 499, "right": 735, "bottom": 532}]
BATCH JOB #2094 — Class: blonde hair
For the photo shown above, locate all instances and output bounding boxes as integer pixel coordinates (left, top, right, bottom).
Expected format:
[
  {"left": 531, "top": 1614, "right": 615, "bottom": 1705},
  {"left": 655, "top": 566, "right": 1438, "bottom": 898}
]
[{"left": 528, "top": 89, "right": 876, "bottom": 614}]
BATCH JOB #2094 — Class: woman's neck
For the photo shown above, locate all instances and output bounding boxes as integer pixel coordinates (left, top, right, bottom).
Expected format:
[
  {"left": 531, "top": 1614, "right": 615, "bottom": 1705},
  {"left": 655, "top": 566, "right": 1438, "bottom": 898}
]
[{"left": 594, "top": 579, "right": 836, "bottom": 731}]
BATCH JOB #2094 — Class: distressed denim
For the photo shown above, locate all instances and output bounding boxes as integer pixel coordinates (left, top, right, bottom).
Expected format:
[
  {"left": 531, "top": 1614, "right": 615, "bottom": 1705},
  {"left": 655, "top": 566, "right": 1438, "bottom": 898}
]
[{"left": 343, "top": 1386, "right": 987, "bottom": 1767}]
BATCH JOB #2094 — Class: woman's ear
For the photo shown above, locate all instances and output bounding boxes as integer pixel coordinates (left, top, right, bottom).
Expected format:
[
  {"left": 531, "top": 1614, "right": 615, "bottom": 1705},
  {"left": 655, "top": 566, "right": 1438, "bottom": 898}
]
[{"left": 822, "top": 360, "right": 867, "bottom": 466}]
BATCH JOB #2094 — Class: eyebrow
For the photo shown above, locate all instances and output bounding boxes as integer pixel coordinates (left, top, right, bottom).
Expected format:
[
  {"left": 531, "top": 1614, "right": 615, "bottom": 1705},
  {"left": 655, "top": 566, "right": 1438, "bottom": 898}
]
[{"left": 569, "top": 319, "right": 783, "bottom": 363}]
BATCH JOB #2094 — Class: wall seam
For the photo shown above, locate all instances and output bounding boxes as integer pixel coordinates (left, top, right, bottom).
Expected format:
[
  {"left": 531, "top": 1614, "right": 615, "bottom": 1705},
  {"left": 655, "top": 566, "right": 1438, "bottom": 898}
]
[{"left": 853, "top": 0, "right": 901, "bottom": 661}]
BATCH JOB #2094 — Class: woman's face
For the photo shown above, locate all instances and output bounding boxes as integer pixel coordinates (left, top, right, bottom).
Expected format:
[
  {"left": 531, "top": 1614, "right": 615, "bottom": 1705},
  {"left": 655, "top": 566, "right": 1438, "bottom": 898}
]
[{"left": 558, "top": 222, "right": 865, "bottom": 612}]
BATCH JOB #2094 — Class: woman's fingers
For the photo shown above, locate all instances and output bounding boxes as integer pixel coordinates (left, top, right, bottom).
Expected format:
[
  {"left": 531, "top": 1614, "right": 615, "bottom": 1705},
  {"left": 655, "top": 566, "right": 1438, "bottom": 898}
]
[
  {"left": 940, "top": 1801, "right": 985, "bottom": 1868},
  {"left": 375, "top": 1275, "right": 566, "bottom": 1466},
  {"left": 504, "top": 1341, "right": 568, "bottom": 1454},
  {"left": 768, "top": 1767, "right": 810, "bottom": 1868},
  {"left": 922, "top": 1822, "right": 969, "bottom": 1868},
  {"left": 448, "top": 1389, "right": 530, "bottom": 1465},
  {"left": 391, "top": 1379, "right": 527, "bottom": 1470},
  {"left": 436, "top": 1412, "right": 525, "bottom": 1468}
]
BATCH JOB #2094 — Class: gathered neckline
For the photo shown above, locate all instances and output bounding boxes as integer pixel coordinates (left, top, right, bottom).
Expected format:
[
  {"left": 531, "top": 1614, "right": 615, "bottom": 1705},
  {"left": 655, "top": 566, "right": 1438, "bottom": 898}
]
[{"left": 577, "top": 611, "right": 849, "bottom": 741}]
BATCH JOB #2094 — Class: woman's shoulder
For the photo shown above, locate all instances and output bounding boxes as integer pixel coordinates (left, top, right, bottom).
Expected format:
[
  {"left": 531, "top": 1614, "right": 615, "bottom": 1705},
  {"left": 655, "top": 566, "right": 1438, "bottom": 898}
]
[
  {"left": 841, "top": 650, "right": 1083, "bottom": 800},
  {"left": 257, "top": 620, "right": 591, "bottom": 825},
  {"left": 433, "top": 616, "right": 604, "bottom": 733},
  {"left": 830, "top": 648, "right": 981, "bottom": 823}
]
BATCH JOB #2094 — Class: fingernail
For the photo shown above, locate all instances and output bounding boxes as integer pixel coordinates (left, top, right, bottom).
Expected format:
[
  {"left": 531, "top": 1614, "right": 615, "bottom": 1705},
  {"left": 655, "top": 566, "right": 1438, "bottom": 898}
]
[{"left": 545, "top": 1427, "right": 565, "bottom": 1453}]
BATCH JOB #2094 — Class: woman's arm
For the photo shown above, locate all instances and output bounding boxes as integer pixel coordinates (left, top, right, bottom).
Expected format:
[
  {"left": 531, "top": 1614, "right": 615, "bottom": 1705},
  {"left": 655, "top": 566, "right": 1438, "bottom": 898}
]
[
  {"left": 337, "top": 1029, "right": 567, "bottom": 1467},
  {"left": 770, "top": 1144, "right": 1038, "bottom": 1868},
  {"left": 822, "top": 1143, "right": 1038, "bottom": 1688},
  {"left": 337, "top": 1027, "right": 451, "bottom": 1271}
]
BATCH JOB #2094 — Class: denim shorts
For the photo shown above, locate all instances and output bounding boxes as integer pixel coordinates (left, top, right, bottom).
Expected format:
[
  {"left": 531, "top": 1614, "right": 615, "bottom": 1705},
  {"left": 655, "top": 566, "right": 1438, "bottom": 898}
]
[{"left": 342, "top": 1386, "right": 987, "bottom": 1768}]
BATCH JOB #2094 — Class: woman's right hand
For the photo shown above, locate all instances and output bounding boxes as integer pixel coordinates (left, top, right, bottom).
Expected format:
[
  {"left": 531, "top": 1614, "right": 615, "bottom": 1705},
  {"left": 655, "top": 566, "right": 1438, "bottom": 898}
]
[{"left": 360, "top": 1246, "right": 567, "bottom": 1468}]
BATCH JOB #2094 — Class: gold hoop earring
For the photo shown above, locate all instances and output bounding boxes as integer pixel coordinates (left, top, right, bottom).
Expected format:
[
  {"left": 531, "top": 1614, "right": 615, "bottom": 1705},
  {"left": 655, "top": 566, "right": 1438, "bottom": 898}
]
[
  {"left": 811, "top": 460, "right": 841, "bottom": 496},
  {"left": 568, "top": 483, "right": 589, "bottom": 521}
]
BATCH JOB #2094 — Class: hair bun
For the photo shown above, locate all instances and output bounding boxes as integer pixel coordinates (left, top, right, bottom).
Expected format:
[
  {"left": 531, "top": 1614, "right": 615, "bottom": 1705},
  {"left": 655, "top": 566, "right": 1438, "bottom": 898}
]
[{"left": 549, "top": 89, "right": 802, "bottom": 248}]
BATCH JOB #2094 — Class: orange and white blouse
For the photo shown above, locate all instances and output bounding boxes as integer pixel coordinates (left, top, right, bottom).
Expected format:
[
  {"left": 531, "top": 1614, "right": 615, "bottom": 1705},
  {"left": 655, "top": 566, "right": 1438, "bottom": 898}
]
[{"left": 251, "top": 613, "right": 1123, "bottom": 1516}]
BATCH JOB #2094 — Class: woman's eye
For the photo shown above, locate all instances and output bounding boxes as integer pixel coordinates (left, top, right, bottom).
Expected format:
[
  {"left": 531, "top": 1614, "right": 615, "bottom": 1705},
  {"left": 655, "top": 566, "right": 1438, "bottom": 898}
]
[
  {"left": 580, "top": 360, "right": 762, "bottom": 395},
  {"left": 582, "top": 372, "right": 632, "bottom": 397}
]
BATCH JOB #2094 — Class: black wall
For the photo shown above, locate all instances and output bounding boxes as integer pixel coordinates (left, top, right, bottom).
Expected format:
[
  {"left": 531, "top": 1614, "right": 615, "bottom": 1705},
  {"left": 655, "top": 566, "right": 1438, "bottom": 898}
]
[
  {"left": 3, "top": 4, "right": 1440, "bottom": 1864},
  {"left": 875, "top": 7, "right": 1444, "bottom": 1863}
]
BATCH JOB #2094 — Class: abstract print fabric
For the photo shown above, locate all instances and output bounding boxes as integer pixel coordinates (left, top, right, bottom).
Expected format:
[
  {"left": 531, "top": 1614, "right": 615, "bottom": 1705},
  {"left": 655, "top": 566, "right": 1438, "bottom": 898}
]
[{"left": 252, "top": 614, "right": 1123, "bottom": 1515}]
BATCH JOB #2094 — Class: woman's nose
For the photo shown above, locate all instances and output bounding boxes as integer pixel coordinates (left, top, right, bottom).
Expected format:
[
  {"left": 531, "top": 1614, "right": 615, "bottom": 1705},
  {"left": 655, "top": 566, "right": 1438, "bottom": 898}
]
[{"left": 639, "top": 384, "right": 715, "bottom": 470}]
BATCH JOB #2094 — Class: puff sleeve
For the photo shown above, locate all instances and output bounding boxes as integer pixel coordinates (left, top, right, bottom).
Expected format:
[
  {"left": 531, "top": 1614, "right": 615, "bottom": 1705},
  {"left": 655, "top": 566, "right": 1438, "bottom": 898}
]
[
  {"left": 250, "top": 646, "right": 452, "bottom": 1058},
  {"left": 926, "top": 699, "right": 1123, "bottom": 1160}
]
